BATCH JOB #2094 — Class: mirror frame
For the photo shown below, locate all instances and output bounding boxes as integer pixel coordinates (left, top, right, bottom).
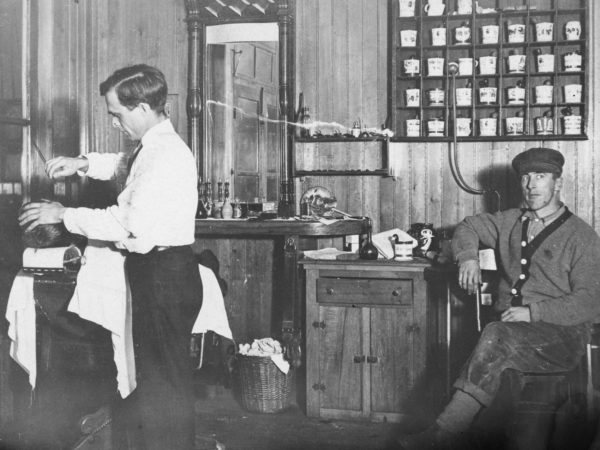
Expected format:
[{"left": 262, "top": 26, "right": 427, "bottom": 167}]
[{"left": 185, "top": 0, "right": 295, "bottom": 216}]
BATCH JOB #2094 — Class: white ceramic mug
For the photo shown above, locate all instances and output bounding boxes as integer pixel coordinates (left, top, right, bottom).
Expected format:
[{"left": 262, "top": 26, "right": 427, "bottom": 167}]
[
  {"left": 505, "top": 117, "right": 524, "bottom": 135},
  {"left": 455, "top": 117, "right": 472, "bottom": 136},
  {"left": 404, "top": 58, "right": 420, "bottom": 75},
  {"left": 401, "top": 29, "right": 418, "bottom": 47},
  {"left": 457, "top": 0, "right": 472, "bottom": 15},
  {"left": 479, "top": 87, "right": 497, "bottom": 104},
  {"left": 431, "top": 28, "right": 446, "bottom": 46},
  {"left": 424, "top": 2, "right": 445, "bottom": 16},
  {"left": 565, "top": 21, "right": 582, "bottom": 40},
  {"left": 428, "top": 57, "right": 445, "bottom": 76},
  {"left": 481, "top": 25, "right": 499, "bottom": 44},
  {"left": 428, "top": 118, "right": 445, "bottom": 136},
  {"left": 455, "top": 26, "right": 470, "bottom": 44},
  {"left": 428, "top": 88, "right": 445, "bottom": 105},
  {"left": 535, "top": 22, "right": 553, "bottom": 42},
  {"left": 399, "top": 0, "right": 416, "bottom": 17},
  {"left": 563, "top": 115, "right": 582, "bottom": 135},
  {"left": 535, "top": 85, "right": 553, "bottom": 104},
  {"left": 456, "top": 88, "right": 472, "bottom": 106},
  {"left": 564, "top": 52, "right": 582, "bottom": 71},
  {"left": 507, "top": 54, "right": 526, "bottom": 73},
  {"left": 406, "top": 88, "right": 420, "bottom": 107},
  {"left": 406, "top": 118, "right": 421, "bottom": 136},
  {"left": 537, "top": 54, "right": 554, "bottom": 73},
  {"left": 507, "top": 86, "right": 525, "bottom": 104},
  {"left": 479, "top": 117, "right": 497, "bottom": 136},
  {"left": 507, "top": 24, "right": 526, "bottom": 43},
  {"left": 479, "top": 56, "right": 497, "bottom": 74},
  {"left": 535, "top": 116, "right": 554, "bottom": 135},
  {"left": 458, "top": 57, "right": 477, "bottom": 76},
  {"left": 563, "top": 84, "right": 582, "bottom": 103}
]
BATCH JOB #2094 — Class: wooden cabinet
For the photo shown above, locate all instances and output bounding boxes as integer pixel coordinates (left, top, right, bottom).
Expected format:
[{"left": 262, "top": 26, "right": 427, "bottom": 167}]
[
  {"left": 389, "top": 0, "right": 588, "bottom": 141},
  {"left": 301, "top": 259, "right": 442, "bottom": 422}
]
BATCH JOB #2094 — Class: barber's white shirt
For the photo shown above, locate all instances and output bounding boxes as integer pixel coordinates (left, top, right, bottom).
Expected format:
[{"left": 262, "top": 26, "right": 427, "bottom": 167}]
[{"left": 63, "top": 119, "right": 198, "bottom": 254}]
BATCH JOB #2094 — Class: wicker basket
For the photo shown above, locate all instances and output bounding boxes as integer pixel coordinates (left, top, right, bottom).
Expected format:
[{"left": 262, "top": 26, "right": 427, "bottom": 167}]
[{"left": 236, "top": 354, "right": 293, "bottom": 413}]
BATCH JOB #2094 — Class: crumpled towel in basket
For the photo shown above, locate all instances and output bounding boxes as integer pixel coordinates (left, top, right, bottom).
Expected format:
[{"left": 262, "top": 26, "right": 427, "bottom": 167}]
[{"left": 238, "top": 338, "right": 290, "bottom": 374}]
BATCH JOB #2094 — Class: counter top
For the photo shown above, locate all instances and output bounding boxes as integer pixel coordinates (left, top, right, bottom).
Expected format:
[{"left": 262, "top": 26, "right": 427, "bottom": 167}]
[{"left": 194, "top": 217, "right": 369, "bottom": 237}]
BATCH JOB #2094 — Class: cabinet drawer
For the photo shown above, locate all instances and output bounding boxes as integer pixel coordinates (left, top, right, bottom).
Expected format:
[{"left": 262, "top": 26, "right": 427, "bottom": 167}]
[{"left": 316, "top": 278, "right": 412, "bottom": 306}]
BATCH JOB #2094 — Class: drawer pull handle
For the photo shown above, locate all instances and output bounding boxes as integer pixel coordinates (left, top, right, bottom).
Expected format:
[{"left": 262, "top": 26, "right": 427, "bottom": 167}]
[
  {"left": 353, "top": 355, "right": 365, "bottom": 363},
  {"left": 312, "top": 383, "right": 326, "bottom": 391},
  {"left": 312, "top": 321, "right": 326, "bottom": 329},
  {"left": 392, "top": 289, "right": 401, "bottom": 297},
  {"left": 326, "top": 288, "right": 335, "bottom": 295},
  {"left": 367, "top": 356, "right": 378, "bottom": 364}
]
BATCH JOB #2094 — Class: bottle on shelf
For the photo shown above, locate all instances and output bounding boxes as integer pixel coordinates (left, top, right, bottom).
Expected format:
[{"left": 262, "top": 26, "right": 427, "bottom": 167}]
[
  {"left": 359, "top": 218, "right": 379, "bottom": 260},
  {"left": 221, "top": 180, "right": 233, "bottom": 219},
  {"left": 213, "top": 179, "right": 223, "bottom": 218},
  {"left": 299, "top": 107, "right": 313, "bottom": 138}
]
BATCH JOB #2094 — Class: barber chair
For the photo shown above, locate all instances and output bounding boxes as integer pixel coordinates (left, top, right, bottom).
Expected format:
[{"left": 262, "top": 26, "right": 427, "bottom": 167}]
[{"left": 14, "top": 270, "right": 116, "bottom": 450}]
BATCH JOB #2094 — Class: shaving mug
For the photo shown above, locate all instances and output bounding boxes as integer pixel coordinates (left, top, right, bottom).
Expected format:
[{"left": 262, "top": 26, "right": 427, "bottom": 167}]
[
  {"left": 457, "top": 0, "right": 472, "bottom": 15},
  {"left": 535, "top": 115, "right": 554, "bottom": 135},
  {"left": 428, "top": 57, "right": 445, "bottom": 76},
  {"left": 507, "top": 85, "right": 525, "bottom": 104},
  {"left": 406, "top": 118, "right": 421, "bottom": 137},
  {"left": 404, "top": 57, "right": 420, "bottom": 75},
  {"left": 479, "top": 117, "right": 497, "bottom": 136},
  {"left": 535, "top": 22, "right": 553, "bottom": 42},
  {"left": 563, "top": 84, "right": 582, "bottom": 103},
  {"left": 424, "top": 1, "right": 445, "bottom": 16},
  {"left": 427, "top": 118, "right": 445, "bottom": 136},
  {"left": 536, "top": 54, "right": 554, "bottom": 73},
  {"left": 505, "top": 116, "right": 524, "bottom": 135},
  {"left": 479, "top": 86, "right": 497, "bottom": 104},
  {"left": 481, "top": 25, "right": 499, "bottom": 44},
  {"left": 479, "top": 56, "right": 497, "bottom": 75},
  {"left": 563, "top": 52, "right": 582, "bottom": 72},
  {"left": 401, "top": 29, "right": 418, "bottom": 47},
  {"left": 563, "top": 114, "right": 582, "bottom": 135},
  {"left": 458, "top": 57, "right": 477, "bottom": 76},
  {"left": 456, "top": 87, "right": 472, "bottom": 106},
  {"left": 455, "top": 117, "right": 472, "bottom": 136},
  {"left": 405, "top": 88, "right": 420, "bottom": 107},
  {"left": 507, "top": 24, "right": 526, "bottom": 43},
  {"left": 507, "top": 54, "right": 526, "bottom": 73},
  {"left": 399, "top": 0, "right": 416, "bottom": 17},
  {"left": 535, "top": 84, "right": 553, "bottom": 104},
  {"left": 431, "top": 28, "right": 446, "bottom": 46},
  {"left": 565, "top": 21, "right": 581, "bottom": 40},
  {"left": 428, "top": 88, "right": 445, "bottom": 106},
  {"left": 455, "top": 26, "right": 470, "bottom": 44}
]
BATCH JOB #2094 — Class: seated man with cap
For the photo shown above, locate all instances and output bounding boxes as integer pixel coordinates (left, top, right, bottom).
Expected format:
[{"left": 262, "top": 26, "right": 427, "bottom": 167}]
[{"left": 397, "top": 147, "right": 600, "bottom": 449}]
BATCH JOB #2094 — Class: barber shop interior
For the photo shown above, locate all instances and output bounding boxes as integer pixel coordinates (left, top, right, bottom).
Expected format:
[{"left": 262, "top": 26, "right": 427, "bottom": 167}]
[{"left": 2, "top": 0, "right": 600, "bottom": 449}]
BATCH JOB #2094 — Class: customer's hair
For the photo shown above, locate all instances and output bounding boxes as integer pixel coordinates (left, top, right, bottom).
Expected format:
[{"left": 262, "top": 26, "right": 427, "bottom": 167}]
[{"left": 99, "top": 64, "right": 167, "bottom": 113}]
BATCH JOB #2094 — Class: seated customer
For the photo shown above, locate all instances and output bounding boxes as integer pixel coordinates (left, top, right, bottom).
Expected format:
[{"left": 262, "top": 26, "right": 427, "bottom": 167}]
[{"left": 398, "top": 147, "right": 600, "bottom": 449}]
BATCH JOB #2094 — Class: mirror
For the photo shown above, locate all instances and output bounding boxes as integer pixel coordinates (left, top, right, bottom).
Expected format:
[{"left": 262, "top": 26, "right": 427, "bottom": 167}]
[{"left": 185, "top": 0, "right": 295, "bottom": 215}]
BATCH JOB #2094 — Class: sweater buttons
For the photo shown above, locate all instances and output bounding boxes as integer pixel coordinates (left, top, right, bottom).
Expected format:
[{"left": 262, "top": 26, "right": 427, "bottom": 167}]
[
  {"left": 521, "top": 241, "right": 527, "bottom": 247},
  {"left": 519, "top": 274, "right": 526, "bottom": 280},
  {"left": 511, "top": 288, "right": 518, "bottom": 295},
  {"left": 521, "top": 258, "right": 527, "bottom": 265}
]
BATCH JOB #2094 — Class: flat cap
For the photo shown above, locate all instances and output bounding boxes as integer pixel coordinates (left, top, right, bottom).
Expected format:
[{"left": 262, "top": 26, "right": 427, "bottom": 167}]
[{"left": 512, "top": 147, "right": 564, "bottom": 176}]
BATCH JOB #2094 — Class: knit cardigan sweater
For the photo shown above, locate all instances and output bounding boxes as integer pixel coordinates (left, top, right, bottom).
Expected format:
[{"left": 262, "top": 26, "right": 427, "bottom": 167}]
[{"left": 452, "top": 207, "right": 600, "bottom": 326}]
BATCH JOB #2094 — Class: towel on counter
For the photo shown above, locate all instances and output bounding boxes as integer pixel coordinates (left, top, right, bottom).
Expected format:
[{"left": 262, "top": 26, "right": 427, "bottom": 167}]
[
  {"left": 5, "top": 271, "right": 36, "bottom": 387},
  {"left": 192, "top": 264, "right": 232, "bottom": 340},
  {"left": 68, "top": 241, "right": 136, "bottom": 398}
]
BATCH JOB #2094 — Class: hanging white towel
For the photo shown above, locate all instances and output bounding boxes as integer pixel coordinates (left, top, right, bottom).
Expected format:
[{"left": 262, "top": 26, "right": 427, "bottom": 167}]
[
  {"left": 192, "top": 264, "right": 233, "bottom": 340},
  {"left": 68, "top": 241, "right": 136, "bottom": 398},
  {"left": 5, "top": 271, "right": 36, "bottom": 388}
]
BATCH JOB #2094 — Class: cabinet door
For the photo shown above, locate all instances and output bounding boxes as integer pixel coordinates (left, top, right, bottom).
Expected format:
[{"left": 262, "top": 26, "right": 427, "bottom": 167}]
[
  {"left": 369, "top": 306, "right": 415, "bottom": 417},
  {"left": 316, "top": 305, "right": 365, "bottom": 417}
]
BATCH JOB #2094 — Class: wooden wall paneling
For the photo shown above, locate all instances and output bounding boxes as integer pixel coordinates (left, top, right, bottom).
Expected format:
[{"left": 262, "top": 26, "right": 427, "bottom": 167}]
[
  {"left": 426, "top": 143, "right": 444, "bottom": 230},
  {"left": 591, "top": 1, "right": 600, "bottom": 231}
]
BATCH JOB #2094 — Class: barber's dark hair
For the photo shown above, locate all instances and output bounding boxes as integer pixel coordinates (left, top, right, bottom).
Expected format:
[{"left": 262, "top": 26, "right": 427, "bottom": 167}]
[{"left": 99, "top": 64, "right": 167, "bottom": 113}]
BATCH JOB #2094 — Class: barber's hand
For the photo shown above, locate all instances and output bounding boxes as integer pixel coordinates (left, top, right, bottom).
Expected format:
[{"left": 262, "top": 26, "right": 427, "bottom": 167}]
[
  {"left": 18, "top": 201, "right": 66, "bottom": 232},
  {"left": 458, "top": 259, "right": 481, "bottom": 295},
  {"left": 46, "top": 156, "right": 88, "bottom": 179},
  {"left": 501, "top": 306, "right": 531, "bottom": 323}
]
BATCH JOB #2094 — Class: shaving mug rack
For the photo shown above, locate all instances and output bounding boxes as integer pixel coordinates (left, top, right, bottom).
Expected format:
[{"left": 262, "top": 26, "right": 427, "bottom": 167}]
[{"left": 389, "top": 0, "right": 588, "bottom": 141}]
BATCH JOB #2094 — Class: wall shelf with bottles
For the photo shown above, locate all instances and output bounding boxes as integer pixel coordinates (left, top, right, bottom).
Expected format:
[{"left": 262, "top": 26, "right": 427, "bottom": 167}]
[{"left": 388, "top": 0, "right": 588, "bottom": 141}]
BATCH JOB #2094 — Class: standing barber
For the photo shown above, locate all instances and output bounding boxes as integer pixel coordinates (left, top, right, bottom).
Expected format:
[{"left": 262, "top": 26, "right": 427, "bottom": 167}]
[
  {"left": 19, "top": 64, "right": 201, "bottom": 450},
  {"left": 397, "top": 147, "right": 600, "bottom": 449}
]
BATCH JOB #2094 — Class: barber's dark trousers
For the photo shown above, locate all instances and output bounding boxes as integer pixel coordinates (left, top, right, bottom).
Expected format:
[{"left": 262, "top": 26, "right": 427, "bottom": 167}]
[
  {"left": 454, "top": 320, "right": 591, "bottom": 406},
  {"left": 114, "top": 245, "right": 202, "bottom": 450}
]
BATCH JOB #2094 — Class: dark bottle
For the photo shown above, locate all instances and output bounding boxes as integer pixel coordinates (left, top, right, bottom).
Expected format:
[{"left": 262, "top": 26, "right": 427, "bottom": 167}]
[
  {"left": 359, "top": 218, "right": 379, "bottom": 260},
  {"left": 300, "top": 107, "right": 313, "bottom": 138}
]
